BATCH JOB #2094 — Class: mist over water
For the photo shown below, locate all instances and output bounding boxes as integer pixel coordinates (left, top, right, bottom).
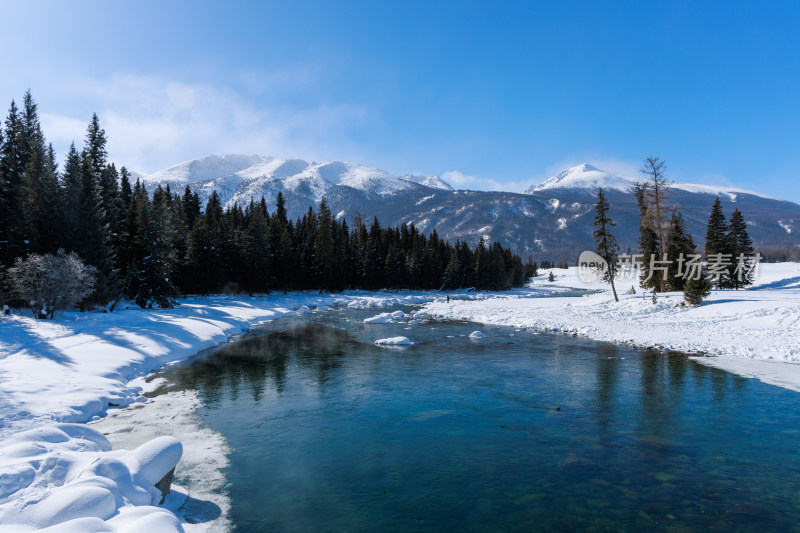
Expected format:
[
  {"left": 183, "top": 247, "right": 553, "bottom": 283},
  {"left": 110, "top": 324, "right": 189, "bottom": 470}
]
[{"left": 150, "top": 307, "right": 800, "bottom": 532}]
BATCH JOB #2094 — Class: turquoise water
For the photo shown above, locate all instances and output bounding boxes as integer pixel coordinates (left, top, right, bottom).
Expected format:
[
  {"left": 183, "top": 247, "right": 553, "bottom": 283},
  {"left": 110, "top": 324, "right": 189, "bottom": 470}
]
[{"left": 152, "top": 307, "right": 800, "bottom": 532}]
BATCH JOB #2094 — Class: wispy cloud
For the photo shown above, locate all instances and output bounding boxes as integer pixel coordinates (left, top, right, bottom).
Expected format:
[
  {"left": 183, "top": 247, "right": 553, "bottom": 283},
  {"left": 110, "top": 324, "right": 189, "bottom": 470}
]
[
  {"left": 440, "top": 170, "right": 531, "bottom": 193},
  {"left": 39, "top": 73, "right": 370, "bottom": 174}
]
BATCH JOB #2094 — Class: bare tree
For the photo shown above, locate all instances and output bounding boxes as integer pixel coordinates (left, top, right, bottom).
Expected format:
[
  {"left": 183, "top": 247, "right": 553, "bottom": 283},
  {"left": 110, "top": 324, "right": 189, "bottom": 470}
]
[
  {"left": 639, "top": 156, "right": 672, "bottom": 292},
  {"left": 7, "top": 250, "right": 97, "bottom": 319}
]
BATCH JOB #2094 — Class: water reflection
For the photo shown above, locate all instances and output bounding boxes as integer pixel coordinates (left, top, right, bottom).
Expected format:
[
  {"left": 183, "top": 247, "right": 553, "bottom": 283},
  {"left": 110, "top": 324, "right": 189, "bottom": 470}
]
[
  {"left": 154, "top": 323, "right": 352, "bottom": 404},
  {"left": 150, "top": 308, "right": 800, "bottom": 532}
]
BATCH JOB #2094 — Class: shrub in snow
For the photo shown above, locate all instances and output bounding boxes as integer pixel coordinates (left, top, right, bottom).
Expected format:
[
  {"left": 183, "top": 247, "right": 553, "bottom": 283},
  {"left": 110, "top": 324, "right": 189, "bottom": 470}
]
[
  {"left": 683, "top": 272, "right": 712, "bottom": 307},
  {"left": 7, "top": 250, "right": 96, "bottom": 319}
]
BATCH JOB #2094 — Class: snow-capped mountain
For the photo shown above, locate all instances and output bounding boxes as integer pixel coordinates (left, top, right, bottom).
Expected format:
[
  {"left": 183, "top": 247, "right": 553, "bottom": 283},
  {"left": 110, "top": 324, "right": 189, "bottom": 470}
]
[
  {"left": 526, "top": 164, "right": 635, "bottom": 193},
  {"left": 139, "top": 155, "right": 454, "bottom": 215},
  {"left": 140, "top": 156, "right": 800, "bottom": 260},
  {"left": 527, "top": 163, "right": 773, "bottom": 201}
]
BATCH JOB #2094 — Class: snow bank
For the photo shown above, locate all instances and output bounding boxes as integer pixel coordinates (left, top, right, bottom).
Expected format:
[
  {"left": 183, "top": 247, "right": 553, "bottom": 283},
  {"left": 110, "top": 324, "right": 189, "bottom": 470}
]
[
  {"left": 423, "top": 264, "right": 800, "bottom": 391},
  {"left": 0, "top": 425, "right": 182, "bottom": 532}
]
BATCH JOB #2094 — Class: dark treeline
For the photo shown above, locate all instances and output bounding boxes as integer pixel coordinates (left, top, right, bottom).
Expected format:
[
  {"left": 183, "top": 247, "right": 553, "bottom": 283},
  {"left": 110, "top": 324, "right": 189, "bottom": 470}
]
[{"left": 0, "top": 93, "right": 527, "bottom": 309}]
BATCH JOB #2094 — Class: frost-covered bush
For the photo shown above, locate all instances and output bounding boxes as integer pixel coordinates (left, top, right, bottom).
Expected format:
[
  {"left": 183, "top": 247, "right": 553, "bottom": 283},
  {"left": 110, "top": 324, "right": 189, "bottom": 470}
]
[{"left": 7, "top": 250, "right": 97, "bottom": 319}]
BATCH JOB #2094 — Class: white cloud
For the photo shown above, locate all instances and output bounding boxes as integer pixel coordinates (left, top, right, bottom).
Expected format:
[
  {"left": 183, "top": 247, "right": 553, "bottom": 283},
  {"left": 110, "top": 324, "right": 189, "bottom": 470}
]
[
  {"left": 38, "top": 73, "right": 370, "bottom": 174},
  {"left": 440, "top": 170, "right": 530, "bottom": 193}
]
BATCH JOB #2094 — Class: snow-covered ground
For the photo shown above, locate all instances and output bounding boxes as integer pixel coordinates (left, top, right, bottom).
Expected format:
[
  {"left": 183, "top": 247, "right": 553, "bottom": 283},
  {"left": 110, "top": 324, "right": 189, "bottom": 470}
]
[
  {"left": 422, "top": 263, "right": 800, "bottom": 391},
  {"left": 2, "top": 263, "right": 799, "bottom": 531}
]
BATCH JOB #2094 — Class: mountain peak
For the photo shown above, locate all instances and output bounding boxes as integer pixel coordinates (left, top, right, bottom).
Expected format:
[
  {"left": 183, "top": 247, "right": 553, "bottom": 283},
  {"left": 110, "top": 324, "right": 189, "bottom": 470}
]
[
  {"left": 525, "top": 163, "right": 634, "bottom": 193},
  {"left": 401, "top": 174, "right": 454, "bottom": 191}
]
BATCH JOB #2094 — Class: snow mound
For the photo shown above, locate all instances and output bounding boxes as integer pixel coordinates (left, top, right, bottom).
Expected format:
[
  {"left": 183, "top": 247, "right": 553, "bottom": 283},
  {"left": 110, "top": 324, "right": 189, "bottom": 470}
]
[
  {"left": 374, "top": 336, "right": 413, "bottom": 346},
  {"left": 295, "top": 306, "right": 312, "bottom": 315},
  {"left": 469, "top": 331, "right": 485, "bottom": 339},
  {"left": 0, "top": 425, "right": 183, "bottom": 532},
  {"left": 364, "top": 310, "right": 412, "bottom": 324}
]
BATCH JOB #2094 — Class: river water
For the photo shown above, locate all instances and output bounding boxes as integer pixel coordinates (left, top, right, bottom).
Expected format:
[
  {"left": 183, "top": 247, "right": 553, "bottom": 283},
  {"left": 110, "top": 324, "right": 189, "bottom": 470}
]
[{"left": 132, "top": 306, "right": 800, "bottom": 532}]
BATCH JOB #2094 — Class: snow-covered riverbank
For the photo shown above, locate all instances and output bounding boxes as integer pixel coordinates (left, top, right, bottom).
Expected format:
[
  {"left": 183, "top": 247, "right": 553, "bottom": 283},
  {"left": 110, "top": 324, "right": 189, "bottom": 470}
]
[
  {"left": 422, "top": 263, "right": 800, "bottom": 391},
  {"left": 0, "top": 292, "right": 438, "bottom": 532},
  {"left": 2, "top": 263, "right": 798, "bottom": 531}
]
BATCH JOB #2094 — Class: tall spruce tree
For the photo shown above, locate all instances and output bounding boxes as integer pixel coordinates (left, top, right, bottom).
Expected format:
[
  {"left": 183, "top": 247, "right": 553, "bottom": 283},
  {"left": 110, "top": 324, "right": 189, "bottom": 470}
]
[
  {"left": 130, "top": 185, "right": 179, "bottom": 308},
  {"left": 242, "top": 205, "right": 271, "bottom": 294},
  {"left": 77, "top": 117, "right": 119, "bottom": 306},
  {"left": 60, "top": 143, "right": 83, "bottom": 252},
  {"left": 705, "top": 196, "right": 730, "bottom": 289},
  {"left": 726, "top": 208, "right": 755, "bottom": 289},
  {"left": 592, "top": 188, "right": 620, "bottom": 302},
  {"left": 634, "top": 183, "right": 659, "bottom": 291},
  {"left": 0, "top": 100, "right": 27, "bottom": 265},
  {"left": 665, "top": 211, "right": 696, "bottom": 292},
  {"left": 315, "top": 199, "right": 335, "bottom": 291}
]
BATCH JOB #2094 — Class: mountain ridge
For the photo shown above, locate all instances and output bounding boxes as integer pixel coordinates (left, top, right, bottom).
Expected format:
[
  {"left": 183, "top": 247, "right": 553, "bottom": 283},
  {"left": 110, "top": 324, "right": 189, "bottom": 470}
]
[{"left": 139, "top": 155, "right": 800, "bottom": 260}]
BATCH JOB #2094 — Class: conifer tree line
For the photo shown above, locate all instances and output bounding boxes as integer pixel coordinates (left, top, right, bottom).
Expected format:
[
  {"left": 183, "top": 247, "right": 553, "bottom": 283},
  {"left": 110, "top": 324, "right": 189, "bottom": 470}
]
[
  {"left": 632, "top": 158, "right": 755, "bottom": 293},
  {"left": 593, "top": 156, "right": 755, "bottom": 306},
  {"left": 0, "top": 93, "right": 526, "bottom": 310}
]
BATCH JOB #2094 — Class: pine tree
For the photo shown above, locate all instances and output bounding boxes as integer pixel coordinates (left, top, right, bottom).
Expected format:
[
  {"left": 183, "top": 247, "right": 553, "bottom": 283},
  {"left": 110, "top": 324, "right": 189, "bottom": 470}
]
[
  {"left": 130, "top": 186, "right": 179, "bottom": 308},
  {"left": 242, "top": 205, "right": 271, "bottom": 294},
  {"left": 683, "top": 268, "right": 712, "bottom": 306},
  {"left": 475, "top": 237, "right": 488, "bottom": 289},
  {"left": 548, "top": 271, "right": 555, "bottom": 282},
  {"left": 60, "top": 143, "right": 83, "bottom": 252},
  {"left": 487, "top": 242, "right": 508, "bottom": 290},
  {"left": 592, "top": 188, "right": 619, "bottom": 301},
  {"left": 727, "top": 208, "right": 755, "bottom": 289},
  {"left": 634, "top": 183, "right": 660, "bottom": 291},
  {"left": 665, "top": 211, "right": 696, "bottom": 292},
  {"left": 185, "top": 193, "right": 224, "bottom": 294},
  {"left": 0, "top": 100, "right": 27, "bottom": 265},
  {"left": 705, "top": 196, "right": 730, "bottom": 289},
  {"left": 181, "top": 186, "right": 200, "bottom": 229},
  {"left": 119, "top": 167, "right": 133, "bottom": 210},
  {"left": 524, "top": 255, "right": 538, "bottom": 280},
  {"left": 315, "top": 199, "right": 334, "bottom": 290},
  {"left": 77, "top": 124, "right": 119, "bottom": 306},
  {"left": 19, "top": 93, "right": 61, "bottom": 254}
]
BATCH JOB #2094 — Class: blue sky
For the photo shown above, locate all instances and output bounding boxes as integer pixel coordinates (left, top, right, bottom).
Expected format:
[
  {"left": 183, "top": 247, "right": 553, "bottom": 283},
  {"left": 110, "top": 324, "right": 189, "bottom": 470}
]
[{"left": 2, "top": 1, "right": 799, "bottom": 200}]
